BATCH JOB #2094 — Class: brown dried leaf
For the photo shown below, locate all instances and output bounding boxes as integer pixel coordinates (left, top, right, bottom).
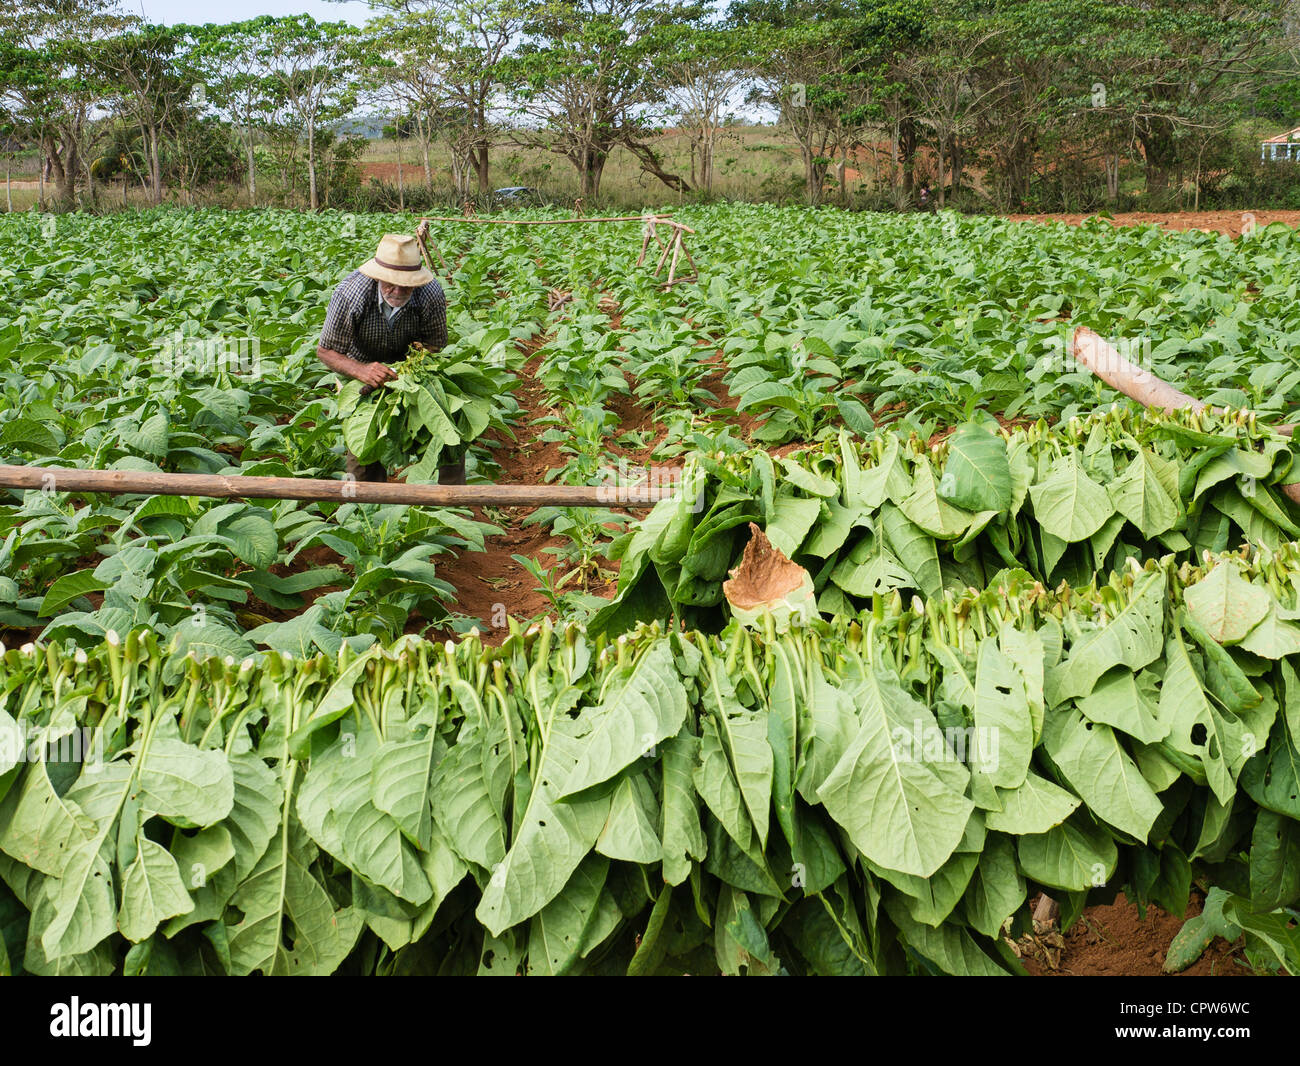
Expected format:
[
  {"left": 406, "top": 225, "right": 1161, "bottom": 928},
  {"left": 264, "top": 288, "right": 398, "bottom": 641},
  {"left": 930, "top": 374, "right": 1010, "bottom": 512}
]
[{"left": 723, "top": 523, "right": 810, "bottom": 611}]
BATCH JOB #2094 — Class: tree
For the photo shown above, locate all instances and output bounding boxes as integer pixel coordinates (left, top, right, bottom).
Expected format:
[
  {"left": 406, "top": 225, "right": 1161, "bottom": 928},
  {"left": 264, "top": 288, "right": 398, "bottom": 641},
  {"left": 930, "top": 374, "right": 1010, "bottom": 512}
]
[
  {"left": 1087, "top": 0, "right": 1294, "bottom": 200},
  {"left": 656, "top": 26, "right": 748, "bottom": 194},
  {"left": 0, "top": 0, "right": 127, "bottom": 207},
  {"left": 731, "top": 0, "right": 926, "bottom": 205},
  {"left": 100, "top": 24, "right": 194, "bottom": 205},
  {"left": 504, "top": 0, "right": 702, "bottom": 201},
  {"left": 259, "top": 15, "right": 360, "bottom": 210},
  {"left": 360, "top": 0, "right": 524, "bottom": 194},
  {"left": 190, "top": 18, "right": 277, "bottom": 205},
  {"left": 898, "top": 19, "right": 1007, "bottom": 206}
]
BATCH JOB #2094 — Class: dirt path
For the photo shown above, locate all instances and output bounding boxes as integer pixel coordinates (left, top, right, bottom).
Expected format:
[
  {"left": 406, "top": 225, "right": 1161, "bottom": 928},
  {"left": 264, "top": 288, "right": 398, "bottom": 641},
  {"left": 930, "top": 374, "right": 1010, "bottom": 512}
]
[
  {"left": 1006, "top": 209, "right": 1300, "bottom": 238},
  {"left": 1020, "top": 893, "right": 1252, "bottom": 977}
]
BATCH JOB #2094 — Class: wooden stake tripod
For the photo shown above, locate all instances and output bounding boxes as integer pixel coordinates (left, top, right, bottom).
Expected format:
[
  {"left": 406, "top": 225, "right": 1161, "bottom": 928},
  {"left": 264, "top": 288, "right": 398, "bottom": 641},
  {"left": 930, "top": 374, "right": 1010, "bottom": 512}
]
[
  {"left": 416, "top": 213, "right": 699, "bottom": 287},
  {"left": 636, "top": 216, "right": 698, "bottom": 286}
]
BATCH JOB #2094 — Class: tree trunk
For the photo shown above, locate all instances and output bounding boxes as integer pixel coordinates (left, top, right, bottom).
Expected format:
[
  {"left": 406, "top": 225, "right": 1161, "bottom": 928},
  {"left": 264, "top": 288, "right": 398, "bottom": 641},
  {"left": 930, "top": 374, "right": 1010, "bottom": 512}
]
[
  {"left": 307, "top": 123, "right": 318, "bottom": 211},
  {"left": 581, "top": 149, "right": 606, "bottom": 200},
  {"left": 148, "top": 124, "right": 161, "bottom": 205},
  {"left": 55, "top": 133, "right": 78, "bottom": 208},
  {"left": 5, "top": 159, "right": 10, "bottom": 213},
  {"left": 890, "top": 120, "right": 899, "bottom": 188},
  {"left": 899, "top": 117, "right": 917, "bottom": 193},
  {"left": 802, "top": 145, "right": 828, "bottom": 206},
  {"left": 396, "top": 138, "right": 405, "bottom": 212},
  {"left": 417, "top": 114, "right": 432, "bottom": 191},
  {"left": 936, "top": 139, "right": 947, "bottom": 208},
  {"left": 948, "top": 134, "right": 963, "bottom": 197},
  {"left": 1136, "top": 117, "right": 1176, "bottom": 202},
  {"left": 472, "top": 100, "right": 490, "bottom": 194},
  {"left": 624, "top": 139, "right": 690, "bottom": 193},
  {"left": 246, "top": 124, "right": 257, "bottom": 205},
  {"left": 84, "top": 150, "right": 96, "bottom": 211}
]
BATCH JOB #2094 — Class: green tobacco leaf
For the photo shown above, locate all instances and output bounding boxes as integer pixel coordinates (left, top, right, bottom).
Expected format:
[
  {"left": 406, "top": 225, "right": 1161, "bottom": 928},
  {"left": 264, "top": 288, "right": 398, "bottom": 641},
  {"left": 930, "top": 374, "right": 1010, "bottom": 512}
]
[
  {"left": 560, "top": 641, "right": 688, "bottom": 799},
  {"left": 595, "top": 774, "right": 661, "bottom": 864},
  {"left": 885, "top": 846, "right": 980, "bottom": 927},
  {"left": 476, "top": 720, "right": 613, "bottom": 937},
  {"left": 1238, "top": 605, "right": 1300, "bottom": 659},
  {"left": 695, "top": 716, "right": 760, "bottom": 859},
  {"left": 1184, "top": 562, "right": 1271, "bottom": 644},
  {"left": 829, "top": 527, "right": 913, "bottom": 597},
  {"left": 1045, "top": 569, "right": 1165, "bottom": 704},
  {"left": 117, "top": 837, "right": 194, "bottom": 942},
  {"left": 659, "top": 731, "right": 705, "bottom": 886},
  {"left": 962, "top": 833, "right": 1026, "bottom": 939},
  {"left": 1220, "top": 895, "right": 1300, "bottom": 973},
  {"left": 226, "top": 751, "right": 281, "bottom": 881},
  {"left": 972, "top": 638, "right": 1033, "bottom": 790},
  {"left": 0, "top": 761, "right": 96, "bottom": 877},
  {"left": 1164, "top": 887, "right": 1240, "bottom": 973},
  {"left": 221, "top": 514, "right": 278, "bottom": 569},
  {"left": 38, "top": 570, "right": 112, "bottom": 618},
  {"left": 1043, "top": 709, "right": 1163, "bottom": 842},
  {"left": 1249, "top": 809, "right": 1300, "bottom": 910},
  {"left": 431, "top": 722, "right": 508, "bottom": 872},
  {"left": 1029, "top": 451, "right": 1114, "bottom": 543},
  {"left": 1016, "top": 814, "right": 1117, "bottom": 892},
  {"left": 526, "top": 855, "right": 609, "bottom": 976},
  {"left": 939, "top": 424, "right": 1012, "bottom": 513},
  {"left": 765, "top": 495, "right": 822, "bottom": 557},
  {"left": 817, "top": 664, "right": 973, "bottom": 877},
  {"left": 885, "top": 895, "right": 1008, "bottom": 976},
  {"left": 1158, "top": 632, "right": 1244, "bottom": 806},
  {"left": 297, "top": 738, "right": 431, "bottom": 906},
  {"left": 901, "top": 463, "right": 975, "bottom": 539},
  {"left": 137, "top": 738, "right": 234, "bottom": 828},
  {"left": 992, "top": 777, "right": 1075, "bottom": 843},
  {"left": 371, "top": 733, "right": 438, "bottom": 850},
  {"left": 1107, "top": 448, "right": 1181, "bottom": 538},
  {"left": 227, "top": 821, "right": 362, "bottom": 976},
  {"left": 1076, "top": 670, "right": 1168, "bottom": 744},
  {"left": 880, "top": 503, "right": 943, "bottom": 598},
  {"left": 1242, "top": 664, "right": 1300, "bottom": 819}
]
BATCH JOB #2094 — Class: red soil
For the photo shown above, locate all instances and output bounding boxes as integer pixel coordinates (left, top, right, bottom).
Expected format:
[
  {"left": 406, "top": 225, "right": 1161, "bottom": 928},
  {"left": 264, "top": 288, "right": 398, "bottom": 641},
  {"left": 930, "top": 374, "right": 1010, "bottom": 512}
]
[
  {"left": 1006, "top": 210, "right": 1300, "bottom": 238},
  {"left": 1020, "top": 893, "right": 1255, "bottom": 977}
]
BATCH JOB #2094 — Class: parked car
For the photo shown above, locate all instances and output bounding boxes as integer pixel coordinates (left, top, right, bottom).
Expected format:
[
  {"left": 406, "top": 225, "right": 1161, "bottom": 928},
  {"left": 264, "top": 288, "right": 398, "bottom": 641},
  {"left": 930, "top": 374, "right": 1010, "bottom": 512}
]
[{"left": 493, "top": 186, "right": 547, "bottom": 206}]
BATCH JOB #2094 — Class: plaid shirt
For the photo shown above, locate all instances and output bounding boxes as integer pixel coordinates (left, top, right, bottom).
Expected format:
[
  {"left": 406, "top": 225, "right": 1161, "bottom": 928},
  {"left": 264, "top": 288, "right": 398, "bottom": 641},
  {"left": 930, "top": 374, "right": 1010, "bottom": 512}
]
[{"left": 319, "top": 270, "right": 448, "bottom": 364}]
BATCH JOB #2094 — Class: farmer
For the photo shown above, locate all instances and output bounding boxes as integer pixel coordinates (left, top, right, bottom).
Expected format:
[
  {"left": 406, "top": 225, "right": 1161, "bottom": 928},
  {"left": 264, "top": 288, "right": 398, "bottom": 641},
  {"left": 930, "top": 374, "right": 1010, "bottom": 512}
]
[{"left": 317, "top": 228, "right": 465, "bottom": 484}]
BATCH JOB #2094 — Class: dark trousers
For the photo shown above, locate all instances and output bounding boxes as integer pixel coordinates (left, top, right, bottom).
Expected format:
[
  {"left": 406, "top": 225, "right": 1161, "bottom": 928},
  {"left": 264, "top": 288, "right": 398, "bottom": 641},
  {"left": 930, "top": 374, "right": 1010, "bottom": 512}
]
[{"left": 344, "top": 451, "right": 466, "bottom": 485}]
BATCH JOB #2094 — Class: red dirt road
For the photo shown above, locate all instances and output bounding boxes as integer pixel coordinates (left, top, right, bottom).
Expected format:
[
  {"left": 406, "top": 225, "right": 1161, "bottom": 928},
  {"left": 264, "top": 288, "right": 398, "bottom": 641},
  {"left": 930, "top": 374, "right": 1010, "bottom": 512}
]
[{"left": 1007, "top": 209, "right": 1300, "bottom": 238}]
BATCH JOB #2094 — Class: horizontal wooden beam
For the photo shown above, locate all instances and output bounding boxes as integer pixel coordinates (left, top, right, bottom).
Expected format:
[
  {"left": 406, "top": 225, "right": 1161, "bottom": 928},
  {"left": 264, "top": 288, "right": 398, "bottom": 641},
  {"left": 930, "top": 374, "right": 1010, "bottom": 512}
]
[
  {"left": 0, "top": 466, "right": 678, "bottom": 509},
  {"left": 420, "top": 214, "right": 696, "bottom": 234},
  {"left": 1070, "top": 328, "right": 1300, "bottom": 504}
]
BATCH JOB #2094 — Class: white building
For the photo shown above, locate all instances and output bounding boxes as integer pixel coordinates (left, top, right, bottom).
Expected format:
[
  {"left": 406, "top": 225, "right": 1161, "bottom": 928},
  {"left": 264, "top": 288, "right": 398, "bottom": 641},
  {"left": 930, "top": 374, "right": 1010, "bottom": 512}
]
[{"left": 1261, "top": 126, "right": 1300, "bottom": 162}]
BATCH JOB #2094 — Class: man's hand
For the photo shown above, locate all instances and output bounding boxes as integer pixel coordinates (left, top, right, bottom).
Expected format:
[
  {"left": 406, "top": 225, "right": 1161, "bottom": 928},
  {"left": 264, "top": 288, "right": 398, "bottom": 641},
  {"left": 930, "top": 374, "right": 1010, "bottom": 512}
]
[{"left": 354, "top": 361, "right": 399, "bottom": 389}]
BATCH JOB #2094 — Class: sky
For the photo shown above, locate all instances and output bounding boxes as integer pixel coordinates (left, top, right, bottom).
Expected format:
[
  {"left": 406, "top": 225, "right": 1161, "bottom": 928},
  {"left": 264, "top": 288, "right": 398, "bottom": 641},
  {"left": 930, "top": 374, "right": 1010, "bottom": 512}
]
[{"left": 127, "top": 0, "right": 373, "bottom": 25}]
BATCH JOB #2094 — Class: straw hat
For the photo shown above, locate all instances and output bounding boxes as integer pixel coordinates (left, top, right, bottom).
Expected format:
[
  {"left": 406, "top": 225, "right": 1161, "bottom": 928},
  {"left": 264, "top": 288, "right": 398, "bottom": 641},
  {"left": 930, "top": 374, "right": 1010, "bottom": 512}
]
[{"left": 358, "top": 233, "right": 434, "bottom": 287}]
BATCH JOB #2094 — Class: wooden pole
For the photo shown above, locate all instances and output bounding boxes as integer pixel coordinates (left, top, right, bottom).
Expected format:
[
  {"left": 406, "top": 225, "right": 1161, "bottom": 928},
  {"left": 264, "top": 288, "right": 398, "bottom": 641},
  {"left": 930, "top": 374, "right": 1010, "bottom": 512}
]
[
  {"left": 0, "top": 466, "right": 677, "bottom": 509},
  {"left": 420, "top": 214, "right": 694, "bottom": 233},
  {"left": 1069, "top": 328, "right": 1300, "bottom": 503},
  {"left": 667, "top": 230, "right": 682, "bottom": 284},
  {"left": 1071, "top": 327, "right": 1294, "bottom": 436},
  {"left": 414, "top": 225, "right": 447, "bottom": 271}
]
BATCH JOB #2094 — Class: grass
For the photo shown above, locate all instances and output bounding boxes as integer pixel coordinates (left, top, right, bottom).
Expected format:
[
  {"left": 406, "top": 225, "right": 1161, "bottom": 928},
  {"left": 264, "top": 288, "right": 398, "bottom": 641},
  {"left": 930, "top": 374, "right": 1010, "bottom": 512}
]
[{"left": 360, "top": 125, "right": 840, "bottom": 208}]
